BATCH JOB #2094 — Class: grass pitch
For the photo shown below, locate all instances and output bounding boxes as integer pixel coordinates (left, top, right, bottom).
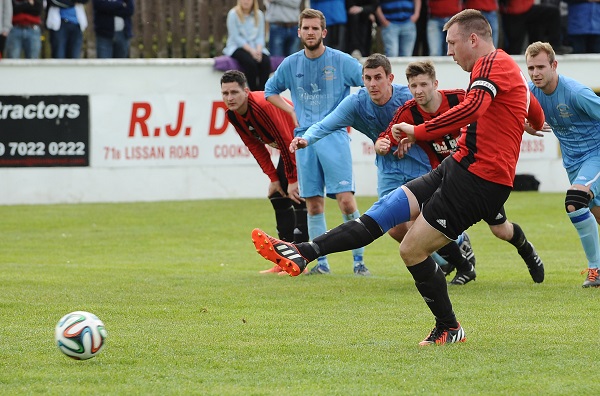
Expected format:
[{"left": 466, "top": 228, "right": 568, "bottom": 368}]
[{"left": 0, "top": 192, "right": 595, "bottom": 395}]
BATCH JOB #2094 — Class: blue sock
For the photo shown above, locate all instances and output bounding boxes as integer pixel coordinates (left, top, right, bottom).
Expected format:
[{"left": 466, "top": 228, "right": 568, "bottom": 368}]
[
  {"left": 343, "top": 210, "right": 365, "bottom": 266},
  {"left": 568, "top": 207, "right": 600, "bottom": 268},
  {"left": 308, "top": 213, "right": 329, "bottom": 268}
]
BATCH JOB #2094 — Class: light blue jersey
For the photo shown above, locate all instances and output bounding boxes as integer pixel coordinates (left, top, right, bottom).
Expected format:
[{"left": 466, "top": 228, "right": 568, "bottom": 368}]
[
  {"left": 265, "top": 47, "right": 364, "bottom": 135},
  {"left": 301, "top": 84, "right": 432, "bottom": 197},
  {"left": 529, "top": 75, "right": 600, "bottom": 171}
]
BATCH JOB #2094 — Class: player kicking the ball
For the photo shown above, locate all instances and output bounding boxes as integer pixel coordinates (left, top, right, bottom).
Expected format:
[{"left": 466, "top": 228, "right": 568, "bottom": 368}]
[{"left": 252, "top": 9, "right": 547, "bottom": 346}]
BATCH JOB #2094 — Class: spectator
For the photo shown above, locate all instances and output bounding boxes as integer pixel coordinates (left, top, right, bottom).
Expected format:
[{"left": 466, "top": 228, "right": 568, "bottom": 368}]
[
  {"left": 346, "top": 0, "right": 379, "bottom": 58},
  {"left": 566, "top": 0, "right": 600, "bottom": 54},
  {"left": 5, "top": 0, "right": 43, "bottom": 59},
  {"left": 500, "top": 0, "right": 567, "bottom": 55},
  {"left": 463, "top": 0, "right": 499, "bottom": 48},
  {"left": 541, "top": 0, "right": 569, "bottom": 49},
  {"left": 310, "top": 0, "right": 347, "bottom": 51},
  {"left": 376, "top": 0, "right": 421, "bottom": 57},
  {"left": 92, "top": 0, "right": 134, "bottom": 59},
  {"left": 223, "top": 0, "right": 271, "bottom": 91},
  {"left": 264, "top": 0, "right": 302, "bottom": 57},
  {"left": 426, "top": 0, "right": 461, "bottom": 56},
  {"left": 0, "top": 0, "right": 12, "bottom": 58},
  {"left": 45, "top": 0, "right": 89, "bottom": 59}
]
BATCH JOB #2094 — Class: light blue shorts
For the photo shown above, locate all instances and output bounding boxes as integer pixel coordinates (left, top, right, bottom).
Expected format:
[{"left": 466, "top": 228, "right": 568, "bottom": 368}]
[
  {"left": 297, "top": 132, "right": 355, "bottom": 198},
  {"left": 377, "top": 172, "right": 417, "bottom": 199},
  {"left": 567, "top": 156, "right": 600, "bottom": 208}
]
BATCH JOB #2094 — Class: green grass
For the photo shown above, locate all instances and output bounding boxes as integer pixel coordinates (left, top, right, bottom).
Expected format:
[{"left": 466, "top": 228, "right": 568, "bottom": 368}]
[{"left": 0, "top": 193, "right": 594, "bottom": 395}]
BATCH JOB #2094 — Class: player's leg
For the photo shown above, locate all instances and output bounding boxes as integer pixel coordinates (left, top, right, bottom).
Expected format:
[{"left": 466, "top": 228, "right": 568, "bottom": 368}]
[
  {"left": 401, "top": 216, "right": 465, "bottom": 346},
  {"left": 321, "top": 133, "right": 369, "bottom": 275},
  {"left": 487, "top": 207, "right": 545, "bottom": 283},
  {"left": 251, "top": 185, "right": 417, "bottom": 276},
  {"left": 564, "top": 158, "right": 600, "bottom": 287},
  {"left": 439, "top": 232, "right": 477, "bottom": 277},
  {"left": 401, "top": 161, "right": 466, "bottom": 344},
  {"left": 296, "top": 145, "right": 331, "bottom": 273}
]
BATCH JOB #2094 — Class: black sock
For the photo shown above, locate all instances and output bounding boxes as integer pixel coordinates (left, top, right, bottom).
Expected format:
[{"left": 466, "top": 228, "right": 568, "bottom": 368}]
[
  {"left": 270, "top": 195, "right": 295, "bottom": 242},
  {"left": 295, "top": 214, "right": 383, "bottom": 262},
  {"left": 407, "top": 257, "right": 458, "bottom": 328},
  {"left": 293, "top": 203, "right": 308, "bottom": 243},
  {"left": 509, "top": 222, "right": 533, "bottom": 257},
  {"left": 437, "top": 241, "right": 472, "bottom": 272}
]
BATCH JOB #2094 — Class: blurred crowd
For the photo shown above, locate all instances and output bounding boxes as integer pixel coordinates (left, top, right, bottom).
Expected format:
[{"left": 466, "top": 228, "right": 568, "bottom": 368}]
[
  {"left": 1, "top": 0, "right": 599, "bottom": 60},
  {"left": 289, "top": 0, "right": 598, "bottom": 58},
  {"left": 0, "top": 0, "right": 133, "bottom": 60}
]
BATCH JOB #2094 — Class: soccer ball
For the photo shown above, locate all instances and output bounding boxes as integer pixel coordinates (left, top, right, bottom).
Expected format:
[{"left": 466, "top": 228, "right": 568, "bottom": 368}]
[{"left": 55, "top": 311, "right": 107, "bottom": 360}]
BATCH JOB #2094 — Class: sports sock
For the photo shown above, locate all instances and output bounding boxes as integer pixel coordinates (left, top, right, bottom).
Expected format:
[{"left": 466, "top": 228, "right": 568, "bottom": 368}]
[
  {"left": 568, "top": 207, "right": 600, "bottom": 268},
  {"left": 269, "top": 195, "right": 295, "bottom": 242},
  {"left": 308, "top": 212, "right": 328, "bottom": 268},
  {"left": 407, "top": 257, "right": 458, "bottom": 328},
  {"left": 509, "top": 222, "right": 533, "bottom": 257},
  {"left": 301, "top": 214, "right": 383, "bottom": 262},
  {"left": 293, "top": 203, "right": 308, "bottom": 243},
  {"left": 343, "top": 210, "right": 366, "bottom": 266},
  {"left": 437, "top": 241, "right": 472, "bottom": 272}
]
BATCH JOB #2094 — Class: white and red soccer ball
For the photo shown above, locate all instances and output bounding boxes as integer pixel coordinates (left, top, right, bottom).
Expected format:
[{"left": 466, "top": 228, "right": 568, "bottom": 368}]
[{"left": 55, "top": 311, "right": 107, "bottom": 360}]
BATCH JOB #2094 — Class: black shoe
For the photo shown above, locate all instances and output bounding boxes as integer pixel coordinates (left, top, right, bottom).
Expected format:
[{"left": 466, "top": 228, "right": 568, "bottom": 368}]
[
  {"left": 449, "top": 269, "right": 476, "bottom": 285},
  {"left": 521, "top": 242, "right": 544, "bottom": 283},
  {"left": 459, "top": 232, "right": 476, "bottom": 268},
  {"left": 440, "top": 262, "right": 455, "bottom": 276}
]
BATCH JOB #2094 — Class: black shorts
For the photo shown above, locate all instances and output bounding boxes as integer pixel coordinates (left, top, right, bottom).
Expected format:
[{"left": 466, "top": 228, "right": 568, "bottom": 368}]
[{"left": 404, "top": 157, "right": 511, "bottom": 240}]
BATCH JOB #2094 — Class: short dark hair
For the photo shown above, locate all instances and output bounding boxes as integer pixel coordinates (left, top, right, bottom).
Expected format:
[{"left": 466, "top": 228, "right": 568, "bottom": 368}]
[
  {"left": 405, "top": 60, "right": 436, "bottom": 82},
  {"left": 363, "top": 53, "right": 392, "bottom": 76},
  {"left": 220, "top": 70, "right": 248, "bottom": 87},
  {"left": 443, "top": 9, "right": 492, "bottom": 42}
]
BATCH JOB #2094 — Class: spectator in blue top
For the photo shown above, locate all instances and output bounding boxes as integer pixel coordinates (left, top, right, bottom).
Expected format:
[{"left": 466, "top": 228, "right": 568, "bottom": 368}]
[
  {"left": 566, "top": 0, "right": 600, "bottom": 54},
  {"left": 45, "top": 0, "right": 89, "bottom": 59},
  {"left": 92, "top": 0, "right": 134, "bottom": 58},
  {"left": 223, "top": 0, "right": 271, "bottom": 91},
  {"left": 310, "top": 0, "right": 347, "bottom": 51},
  {"left": 376, "top": 0, "right": 421, "bottom": 57}
]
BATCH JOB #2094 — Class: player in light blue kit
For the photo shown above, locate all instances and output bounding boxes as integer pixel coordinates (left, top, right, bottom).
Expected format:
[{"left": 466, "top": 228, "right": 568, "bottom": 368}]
[
  {"left": 291, "top": 54, "right": 476, "bottom": 270},
  {"left": 264, "top": 8, "right": 368, "bottom": 275},
  {"left": 525, "top": 41, "right": 600, "bottom": 287}
]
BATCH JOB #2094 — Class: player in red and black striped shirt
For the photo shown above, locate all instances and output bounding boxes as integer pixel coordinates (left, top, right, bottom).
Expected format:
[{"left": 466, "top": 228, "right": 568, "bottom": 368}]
[
  {"left": 390, "top": 10, "right": 545, "bottom": 345},
  {"left": 221, "top": 70, "right": 308, "bottom": 273},
  {"left": 380, "top": 60, "right": 545, "bottom": 286},
  {"left": 249, "top": 10, "right": 546, "bottom": 345}
]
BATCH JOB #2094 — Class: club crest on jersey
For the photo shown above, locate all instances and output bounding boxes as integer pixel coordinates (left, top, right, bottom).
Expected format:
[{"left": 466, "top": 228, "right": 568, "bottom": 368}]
[
  {"left": 557, "top": 104, "right": 573, "bottom": 118},
  {"left": 322, "top": 66, "right": 336, "bottom": 81}
]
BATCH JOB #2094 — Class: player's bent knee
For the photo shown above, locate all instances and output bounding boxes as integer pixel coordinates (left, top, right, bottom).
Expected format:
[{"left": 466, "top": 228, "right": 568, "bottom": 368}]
[{"left": 565, "top": 189, "right": 590, "bottom": 213}]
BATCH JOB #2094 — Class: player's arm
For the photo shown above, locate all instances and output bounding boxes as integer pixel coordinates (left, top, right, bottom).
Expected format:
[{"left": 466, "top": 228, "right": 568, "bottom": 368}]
[
  {"left": 302, "top": 95, "right": 357, "bottom": 146},
  {"left": 524, "top": 91, "right": 550, "bottom": 136},
  {"left": 408, "top": 88, "right": 493, "bottom": 142},
  {"left": 235, "top": 125, "right": 280, "bottom": 184},
  {"left": 266, "top": 94, "right": 298, "bottom": 127}
]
